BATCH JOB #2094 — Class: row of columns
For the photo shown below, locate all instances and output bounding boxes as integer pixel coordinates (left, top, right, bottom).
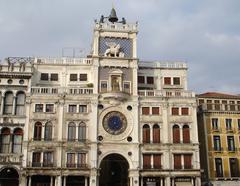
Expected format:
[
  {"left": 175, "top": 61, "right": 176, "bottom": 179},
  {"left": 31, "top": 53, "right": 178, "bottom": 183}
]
[{"left": 21, "top": 176, "right": 89, "bottom": 186}]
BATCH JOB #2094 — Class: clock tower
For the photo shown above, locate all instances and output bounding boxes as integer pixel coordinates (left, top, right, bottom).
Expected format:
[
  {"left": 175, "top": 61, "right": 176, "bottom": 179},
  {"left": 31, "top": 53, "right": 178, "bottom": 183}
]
[{"left": 91, "top": 8, "right": 140, "bottom": 186}]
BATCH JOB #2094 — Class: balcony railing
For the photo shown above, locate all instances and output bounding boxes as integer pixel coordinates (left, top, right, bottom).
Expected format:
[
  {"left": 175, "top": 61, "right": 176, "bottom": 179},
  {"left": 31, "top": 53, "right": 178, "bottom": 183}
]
[
  {"left": 138, "top": 90, "right": 195, "bottom": 98},
  {"left": 34, "top": 57, "right": 92, "bottom": 65},
  {"left": 199, "top": 104, "right": 240, "bottom": 112},
  {"left": 31, "top": 87, "right": 93, "bottom": 95},
  {"left": 213, "top": 147, "right": 224, "bottom": 152},
  {"left": 66, "top": 163, "right": 88, "bottom": 169},
  {"left": 30, "top": 162, "right": 55, "bottom": 168}
]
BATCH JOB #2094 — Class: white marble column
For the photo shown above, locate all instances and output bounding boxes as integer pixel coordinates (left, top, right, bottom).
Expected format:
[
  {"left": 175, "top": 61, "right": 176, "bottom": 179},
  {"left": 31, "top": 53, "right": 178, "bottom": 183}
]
[
  {"left": 0, "top": 96, "right": 4, "bottom": 114},
  {"left": 19, "top": 176, "right": 27, "bottom": 186},
  {"left": 50, "top": 176, "right": 53, "bottom": 186},
  {"left": 165, "top": 177, "right": 170, "bottom": 186},
  {"left": 28, "top": 176, "right": 32, "bottom": 186},
  {"left": 63, "top": 176, "right": 66, "bottom": 186},
  {"left": 12, "top": 96, "right": 16, "bottom": 115}
]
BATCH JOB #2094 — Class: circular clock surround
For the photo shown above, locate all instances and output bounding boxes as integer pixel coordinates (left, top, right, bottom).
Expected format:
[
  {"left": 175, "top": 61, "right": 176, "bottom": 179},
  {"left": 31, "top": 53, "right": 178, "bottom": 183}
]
[{"left": 103, "top": 111, "right": 127, "bottom": 135}]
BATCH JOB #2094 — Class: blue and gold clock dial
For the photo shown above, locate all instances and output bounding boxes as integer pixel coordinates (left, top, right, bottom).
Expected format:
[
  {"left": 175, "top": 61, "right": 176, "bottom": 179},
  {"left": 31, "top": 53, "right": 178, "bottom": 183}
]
[{"left": 103, "top": 111, "right": 127, "bottom": 135}]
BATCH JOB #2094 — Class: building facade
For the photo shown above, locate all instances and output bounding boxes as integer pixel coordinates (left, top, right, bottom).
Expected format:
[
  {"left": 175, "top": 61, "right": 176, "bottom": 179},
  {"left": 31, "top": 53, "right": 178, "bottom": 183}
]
[
  {"left": 197, "top": 92, "right": 240, "bottom": 186},
  {"left": 0, "top": 9, "right": 201, "bottom": 186}
]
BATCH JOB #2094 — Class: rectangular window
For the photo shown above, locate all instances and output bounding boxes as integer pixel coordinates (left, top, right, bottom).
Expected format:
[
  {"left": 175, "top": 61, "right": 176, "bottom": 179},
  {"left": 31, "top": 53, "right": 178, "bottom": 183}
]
[
  {"left": 50, "top": 73, "right": 58, "bottom": 81},
  {"left": 174, "top": 154, "right": 182, "bottom": 169},
  {"left": 70, "top": 74, "right": 78, "bottom": 81},
  {"left": 67, "top": 153, "right": 75, "bottom": 168},
  {"left": 173, "top": 77, "right": 180, "bottom": 85},
  {"left": 215, "top": 158, "right": 223, "bottom": 177},
  {"left": 43, "top": 152, "right": 53, "bottom": 167},
  {"left": 79, "top": 74, "right": 88, "bottom": 81},
  {"left": 123, "top": 82, "right": 130, "bottom": 93},
  {"left": 40, "top": 73, "right": 49, "bottom": 81},
  {"left": 172, "top": 107, "right": 179, "bottom": 115},
  {"left": 213, "top": 136, "right": 221, "bottom": 151},
  {"left": 214, "top": 100, "right": 220, "bottom": 110},
  {"left": 238, "top": 119, "right": 240, "bottom": 130},
  {"left": 35, "top": 104, "right": 43, "bottom": 112},
  {"left": 46, "top": 104, "right": 54, "bottom": 112},
  {"left": 164, "top": 77, "right": 171, "bottom": 85},
  {"left": 32, "top": 152, "right": 41, "bottom": 167},
  {"left": 142, "top": 107, "right": 150, "bottom": 115},
  {"left": 230, "top": 101, "right": 235, "bottom": 111},
  {"left": 69, "top": 105, "right": 77, "bottom": 113},
  {"left": 207, "top": 100, "right": 212, "bottom": 110},
  {"left": 212, "top": 118, "right": 219, "bottom": 130},
  {"left": 138, "top": 76, "right": 145, "bottom": 84},
  {"left": 222, "top": 100, "right": 228, "bottom": 111},
  {"left": 229, "top": 158, "right": 239, "bottom": 177},
  {"left": 143, "top": 154, "right": 151, "bottom": 169},
  {"left": 153, "top": 154, "right": 161, "bottom": 169},
  {"left": 100, "top": 81, "right": 108, "bottom": 92},
  {"left": 237, "top": 101, "right": 240, "bottom": 111},
  {"left": 147, "top": 76, "right": 154, "bottom": 84},
  {"left": 77, "top": 153, "right": 86, "bottom": 168},
  {"left": 226, "top": 119, "right": 232, "bottom": 130},
  {"left": 79, "top": 105, "right": 87, "bottom": 113},
  {"left": 227, "top": 136, "right": 235, "bottom": 151},
  {"left": 152, "top": 107, "right": 160, "bottom": 115},
  {"left": 198, "top": 99, "right": 204, "bottom": 105},
  {"left": 183, "top": 154, "right": 192, "bottom": 169},
  {"left": 181, "top": 108, "right": 189, "bottom": 115}
]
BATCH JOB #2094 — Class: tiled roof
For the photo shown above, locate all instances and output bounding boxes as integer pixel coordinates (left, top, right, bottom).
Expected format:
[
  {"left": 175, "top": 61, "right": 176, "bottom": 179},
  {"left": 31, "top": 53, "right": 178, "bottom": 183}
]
[{"left": 197, "top": 92, "right": 240, "bottom": 99}]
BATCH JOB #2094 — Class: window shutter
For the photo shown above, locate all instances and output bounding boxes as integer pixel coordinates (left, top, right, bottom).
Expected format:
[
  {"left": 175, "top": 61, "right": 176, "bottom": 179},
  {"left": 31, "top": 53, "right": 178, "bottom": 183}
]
[
  {"left": 152, "top": 107, "right": 159, "bottom": 115},
  {"left": 143, "top": 125, "right": 150, "bottom": 143},
  {"left": 172, "top": 107, "right": 179, "bottom": 115},
  {"left": 153, "top": 125, "right": 160, "bottom": 143},
  {"left": 183, "top": 125, "right": 190, "bottom": 143},
  {"left": 142, "top": 107, "right": 150, "bottom": 115},
  {"left": 173, "top": 125, "right": 180, "bottom": 143},
  {"left": 164, "top": 77, "right": 171, "bottom": 85},
  {"left": 143, "top": 154, "right": 151, "bottom": 169},
  {"left": 153, "top": 154, "right": 161, "bottom": 169},
  {"left": 174, "top": 154, "right": 181, "bottom": 169},
  {"left": 184, "top": 154, "right": 192, "bottom": 169}
]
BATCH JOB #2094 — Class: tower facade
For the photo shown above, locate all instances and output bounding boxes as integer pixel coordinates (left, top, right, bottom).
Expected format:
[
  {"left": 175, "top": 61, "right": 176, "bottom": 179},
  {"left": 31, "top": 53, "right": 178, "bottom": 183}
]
[{"left": 0, "top": 9, "right": 201, "bottom": 186}]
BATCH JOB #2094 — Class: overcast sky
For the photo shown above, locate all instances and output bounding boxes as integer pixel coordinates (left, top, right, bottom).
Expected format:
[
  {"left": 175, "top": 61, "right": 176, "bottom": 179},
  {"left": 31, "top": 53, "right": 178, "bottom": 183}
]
[{"left": 0, "top": 0, "right": 240, "bottom": 94}]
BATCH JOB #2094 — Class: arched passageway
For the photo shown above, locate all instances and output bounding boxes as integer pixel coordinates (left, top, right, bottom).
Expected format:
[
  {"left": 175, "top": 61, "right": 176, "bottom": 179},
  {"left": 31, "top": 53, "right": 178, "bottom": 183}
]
[
  {"left": 0, "top": 168, "right": 19, "bottom": 186},
  {"left": 99, "top": 153, "right": 129, "bottom": 186}
]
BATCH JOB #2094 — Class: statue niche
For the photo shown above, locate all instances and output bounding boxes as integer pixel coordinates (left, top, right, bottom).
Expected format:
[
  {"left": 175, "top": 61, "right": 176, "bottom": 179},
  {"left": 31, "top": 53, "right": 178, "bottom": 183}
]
[{"left": 104, "top": 42, "right": 124, "bottom": 57}]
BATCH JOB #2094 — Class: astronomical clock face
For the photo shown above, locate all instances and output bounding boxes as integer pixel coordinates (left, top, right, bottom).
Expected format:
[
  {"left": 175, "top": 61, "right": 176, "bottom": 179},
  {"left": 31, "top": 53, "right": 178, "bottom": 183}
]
[{"left": 103, "top": 111, "right": 127, "bottom": 135}]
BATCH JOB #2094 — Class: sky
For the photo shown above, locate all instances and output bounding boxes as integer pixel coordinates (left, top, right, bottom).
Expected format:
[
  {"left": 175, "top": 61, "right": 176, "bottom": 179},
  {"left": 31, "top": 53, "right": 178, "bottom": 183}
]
[{"left": 0, "top": 0, "right": 240, "bottom": 94}]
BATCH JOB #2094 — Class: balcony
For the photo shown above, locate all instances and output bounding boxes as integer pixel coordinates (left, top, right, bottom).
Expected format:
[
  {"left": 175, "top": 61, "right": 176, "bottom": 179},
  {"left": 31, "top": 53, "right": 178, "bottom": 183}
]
[
  {"left": 30, "top": 162, "right": 56, "bottom": 168},
  {"left": 142, "top": 165, "right": 162, "bottom": 170},
  {"left": 66, "top": 163, "right": 88, "bottom": 169},
  {"left": 199, "top": 103, "right": 240, "bottom": 112},
  {"left": 0, "top": 154, "right": 22, "bottom": 164},
  {"left": 34, "top": 57, "right": 92, "bottom": 65},
  {"left": 138, "top": 90, "right": 195, "bottom": 98},
  {"left": 31, "top": 87, "right": 93, "bottom": 95},
  {"left": 101, "top": 91, "right": 130, "bottom": 101},
  {"left": 228, "top": 147, "right": 237, "bottom": 152},
  {"left": 211, "top": 127, "right": 221, "bottom": 133}
]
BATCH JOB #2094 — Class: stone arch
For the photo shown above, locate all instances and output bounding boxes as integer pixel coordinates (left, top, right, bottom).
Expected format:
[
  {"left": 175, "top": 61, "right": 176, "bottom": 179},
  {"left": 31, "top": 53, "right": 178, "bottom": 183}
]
[
  {"left": 0, "top": 167, "right": 19, "bottom": 186},
  {"left": 99, "top": 153, "right": 130, "bottom": 186}
]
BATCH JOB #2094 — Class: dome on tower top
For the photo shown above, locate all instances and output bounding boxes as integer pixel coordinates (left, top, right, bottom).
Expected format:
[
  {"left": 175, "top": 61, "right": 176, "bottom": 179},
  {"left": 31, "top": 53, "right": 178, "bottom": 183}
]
[{"left": 108, "top": 8, "right": 118, "bottom": 23}]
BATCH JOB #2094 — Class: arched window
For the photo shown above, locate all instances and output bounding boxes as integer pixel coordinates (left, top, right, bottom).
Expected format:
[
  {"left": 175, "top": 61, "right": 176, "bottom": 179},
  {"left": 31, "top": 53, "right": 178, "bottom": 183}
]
[
  {"left": 44, "top": 122, "right": 52, "bottom": 141},
  {"left": 143, "top": 124, "right": 150, "bottom": 143},
  {"left": 34, "top": 122, "right": 42, "bottom": 141},
  {"left": 183, "top": 125, "right": 190, "bottom": 143},
  {"left": 3, "top": 92, "right": 13, "bottom": 115},
  {"left": 68, "top": 122, "right": 76, "bottom": 141},
  {"left": 78, "top": 122, "right": 86, "bottom": 142},
  {"left": 12, "top": 128, "right": 23, "bottom": 153},
  {"left": 0, "top": 128, "right": 11, "bottom": 153},
  {"left": 173, "top": 125, "right": 180, "bottom": 143},
  {"left": 153, "top": 124, "right": 160, "bottom": 143},
  {"left": 15, "top": 92, "right": 25, "bottom": 115}
]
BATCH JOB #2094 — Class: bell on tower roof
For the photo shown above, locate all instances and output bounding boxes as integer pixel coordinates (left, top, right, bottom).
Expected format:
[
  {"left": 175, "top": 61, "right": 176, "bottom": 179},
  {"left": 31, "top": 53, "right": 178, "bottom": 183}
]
[{"left": 108, "top": 7, "right": 118, "bottom": 23}]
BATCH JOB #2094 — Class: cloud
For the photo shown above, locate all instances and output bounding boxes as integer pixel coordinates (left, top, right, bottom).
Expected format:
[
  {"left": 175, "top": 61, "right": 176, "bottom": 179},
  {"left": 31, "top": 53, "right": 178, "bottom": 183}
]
[{"left": 0, "top": 0, "right": 240, "bottom": 94}]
